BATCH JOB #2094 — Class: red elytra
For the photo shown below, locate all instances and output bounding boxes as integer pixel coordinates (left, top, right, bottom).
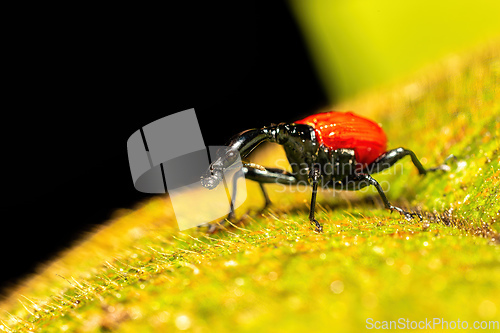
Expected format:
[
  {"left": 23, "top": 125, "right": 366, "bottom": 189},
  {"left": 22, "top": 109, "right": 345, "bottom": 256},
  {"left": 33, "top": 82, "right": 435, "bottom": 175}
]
[{"left": 295, "top": 111, "right": 387, "bottom": 165}]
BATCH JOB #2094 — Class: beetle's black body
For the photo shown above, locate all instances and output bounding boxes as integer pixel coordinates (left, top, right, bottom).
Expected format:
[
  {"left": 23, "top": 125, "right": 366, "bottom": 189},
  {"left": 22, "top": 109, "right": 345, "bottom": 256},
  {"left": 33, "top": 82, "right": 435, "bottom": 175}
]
[{"left": 201, "top": 121, "right": 449, "bottom": 232}]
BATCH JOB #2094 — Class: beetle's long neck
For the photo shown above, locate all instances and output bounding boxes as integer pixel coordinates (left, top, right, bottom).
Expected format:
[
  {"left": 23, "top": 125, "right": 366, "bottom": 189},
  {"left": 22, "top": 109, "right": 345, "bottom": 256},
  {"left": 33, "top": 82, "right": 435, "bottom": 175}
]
[
  {"left": 200, "top": 125, "right": 281, "bottom": 189},
  {"left": 226, "top": 126, "right": 279, "bottom": 158}
]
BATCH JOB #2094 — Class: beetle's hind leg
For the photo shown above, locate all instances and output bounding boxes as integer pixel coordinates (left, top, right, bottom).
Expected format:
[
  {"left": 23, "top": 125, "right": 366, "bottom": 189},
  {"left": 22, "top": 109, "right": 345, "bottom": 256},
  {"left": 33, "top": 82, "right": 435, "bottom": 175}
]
[
  {"left": 366, "top": 148, "right": 453, "bottom": 175},
  {"left": 425, "top": 154, "right": 457, "bottom": 172},
  {"left": 338, "top": 173, "right": 420, "bottom": 221}
]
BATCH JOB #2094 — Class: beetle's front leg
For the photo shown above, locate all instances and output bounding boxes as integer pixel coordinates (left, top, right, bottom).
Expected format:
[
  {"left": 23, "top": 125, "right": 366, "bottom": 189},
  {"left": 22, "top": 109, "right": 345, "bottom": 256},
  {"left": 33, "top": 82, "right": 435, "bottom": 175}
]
[
  {"left": 308, "top": 165, "right": 323, "bottom": 232},
  {"left": 201, "top": 164, "right": 298, "bottom": 233}
]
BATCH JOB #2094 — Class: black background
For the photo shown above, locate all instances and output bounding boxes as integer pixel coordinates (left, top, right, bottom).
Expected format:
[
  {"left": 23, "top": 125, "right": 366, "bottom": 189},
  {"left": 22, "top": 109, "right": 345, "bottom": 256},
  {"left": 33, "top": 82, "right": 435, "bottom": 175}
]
[{"left": 1, "top": 2, "right": 330, "bottom": 291}]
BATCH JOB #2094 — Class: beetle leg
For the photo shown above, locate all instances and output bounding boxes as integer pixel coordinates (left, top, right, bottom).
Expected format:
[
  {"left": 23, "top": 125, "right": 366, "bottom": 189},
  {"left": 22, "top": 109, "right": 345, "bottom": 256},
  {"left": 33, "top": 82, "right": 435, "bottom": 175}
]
[
  {"left": 425, "top": 154, "right": 457, "bottom": 172},
  {"left": 308, "top": 166, "right": 323, "bottom": 232},
  {"left": 234, "top": 166, "right": 273, "bottom": 213},
  {"left": 243, "top": 165, "right": 297, "bottom": 185},
  {"left": 338, "top": 173, "right": 421, "bottom": 221},
  {"left": 259, "top": 182, "right": 272, "bottom": 209},
  {"left": 203, "top": 165, "right": 297, "bottom": 233},
  {"left": 203, "top": 170, "right": 240, "bottom": 233},
  {"left": 243, "top": 162, "right": 266, "bottom": 171},
  {"left": 366, "top": 147, "right": 452, "bottom": 175},
  {"left": 244, "top": 165, "right": 297, "bottom": 214}
]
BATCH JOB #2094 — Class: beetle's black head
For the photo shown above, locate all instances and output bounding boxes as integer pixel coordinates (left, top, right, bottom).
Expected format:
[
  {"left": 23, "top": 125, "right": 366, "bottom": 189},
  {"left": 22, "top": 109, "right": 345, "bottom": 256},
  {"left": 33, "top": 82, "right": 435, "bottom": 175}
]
[
  {"left": 201, "top": 147, "right": 241, "bottom": 190},
  {"left": 200, "top": 161, "right": 224, "bottom": 190}
]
